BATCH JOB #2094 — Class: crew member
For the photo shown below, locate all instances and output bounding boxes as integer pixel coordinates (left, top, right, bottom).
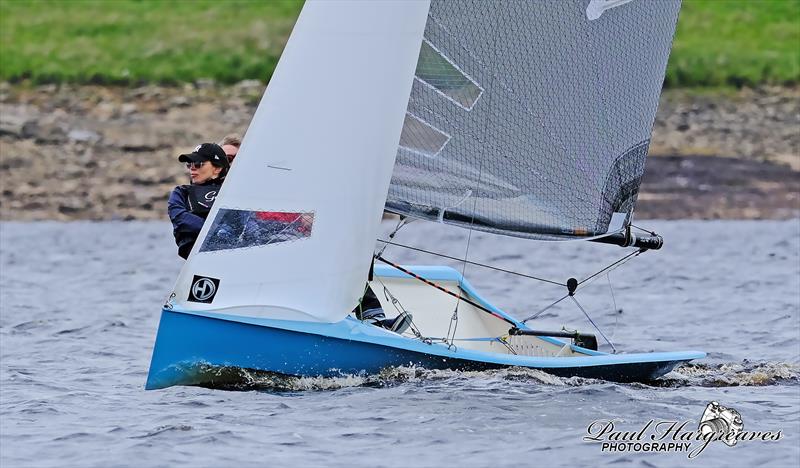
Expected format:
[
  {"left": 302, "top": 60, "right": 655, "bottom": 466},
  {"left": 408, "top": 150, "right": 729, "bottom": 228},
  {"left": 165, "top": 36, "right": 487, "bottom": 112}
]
[
  {"left": 167, "top": 143, "right": 230, "bottom": 259},
  {"left": 218, "top": 133, "right": 241, "bottom": 164}
]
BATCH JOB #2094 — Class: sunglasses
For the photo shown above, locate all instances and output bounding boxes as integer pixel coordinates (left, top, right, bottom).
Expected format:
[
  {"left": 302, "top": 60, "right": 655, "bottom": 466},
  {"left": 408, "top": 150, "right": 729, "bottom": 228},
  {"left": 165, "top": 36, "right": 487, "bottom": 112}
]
[{"left": 185, "top": 161, "right": 207, "bottom": 170}]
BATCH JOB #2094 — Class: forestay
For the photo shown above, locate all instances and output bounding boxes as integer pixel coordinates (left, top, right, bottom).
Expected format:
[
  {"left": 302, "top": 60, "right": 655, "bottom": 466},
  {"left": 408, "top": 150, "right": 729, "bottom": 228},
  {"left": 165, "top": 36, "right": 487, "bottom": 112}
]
[
  {"left": 169, "top": 1, "right": 431, "bottom": 321},
  {"left": 386, "top": 0, "right": 681, "bottom": 240}
]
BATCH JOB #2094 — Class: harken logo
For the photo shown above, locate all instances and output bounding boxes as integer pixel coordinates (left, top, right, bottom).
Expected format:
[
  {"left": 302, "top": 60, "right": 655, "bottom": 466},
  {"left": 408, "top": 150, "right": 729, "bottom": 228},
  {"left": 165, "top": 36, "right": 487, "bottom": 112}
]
[{"left": 188, "top": 275, "right": 220, "bottom": 303}]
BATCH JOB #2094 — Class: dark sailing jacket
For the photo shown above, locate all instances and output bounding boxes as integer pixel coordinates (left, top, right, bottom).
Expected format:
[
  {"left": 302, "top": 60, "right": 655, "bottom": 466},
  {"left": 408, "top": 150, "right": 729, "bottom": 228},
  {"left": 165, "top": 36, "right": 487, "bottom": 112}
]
[{"left": 167, "top": 178, "right": 224, "bottom": 259}]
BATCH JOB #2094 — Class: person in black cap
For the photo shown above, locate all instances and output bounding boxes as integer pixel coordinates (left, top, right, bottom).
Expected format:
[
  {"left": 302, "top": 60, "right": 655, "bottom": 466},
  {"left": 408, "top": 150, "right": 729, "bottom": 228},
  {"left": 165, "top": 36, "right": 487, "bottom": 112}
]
[{"left": 167, "top": 143, "right": 230, "bottom": 259}]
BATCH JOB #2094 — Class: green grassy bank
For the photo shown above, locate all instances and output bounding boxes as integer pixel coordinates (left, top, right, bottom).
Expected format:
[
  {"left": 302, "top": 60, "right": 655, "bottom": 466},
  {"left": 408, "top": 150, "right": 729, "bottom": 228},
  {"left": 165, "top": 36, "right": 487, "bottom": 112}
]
[
  {"left": 667, "top": 0, "right": 799, "bottom": 87},
  {"left": 0, "top": 0, "right": 303, "bottom": 85},
  {"left": 1, "top": 0, "right": 797, "bottom": 88}
]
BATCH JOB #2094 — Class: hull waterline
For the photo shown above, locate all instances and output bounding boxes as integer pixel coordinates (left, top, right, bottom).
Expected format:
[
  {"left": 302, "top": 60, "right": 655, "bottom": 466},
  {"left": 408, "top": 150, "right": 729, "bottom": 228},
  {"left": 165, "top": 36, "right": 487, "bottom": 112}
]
[{"left": 145, "top": 309, "right": 705, "bottom": 390}]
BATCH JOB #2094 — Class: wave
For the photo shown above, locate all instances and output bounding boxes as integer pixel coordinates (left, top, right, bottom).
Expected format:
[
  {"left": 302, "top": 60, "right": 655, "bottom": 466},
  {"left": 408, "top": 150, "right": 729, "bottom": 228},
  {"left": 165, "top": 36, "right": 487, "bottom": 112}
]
[
  {"left": 174, "top": 360, "right": 799, "bottom": 392},
  {"left": 656, "top": 361, "right": 800, "bottom": 387},
  {"left": 177, "top": 363, "right": 609, "bottom": 392}
]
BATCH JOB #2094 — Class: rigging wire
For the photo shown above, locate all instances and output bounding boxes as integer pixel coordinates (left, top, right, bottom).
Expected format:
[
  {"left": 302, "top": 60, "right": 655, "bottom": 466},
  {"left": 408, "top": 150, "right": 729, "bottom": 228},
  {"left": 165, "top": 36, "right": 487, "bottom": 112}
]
[
  {"left": 521, "top": 294, "right": 570, "bottom": 323},
  {"left": 376, "top": 239, "right": 565, "bottom": 287},
  {"left": 377, "top": 271, "right": 516, "bottom": 353},
  {"left": 570, "top": 295, "right": 617, "bottom": 354},
  {"left": 442, "top": 6, "right": 506, "bottom": 347},
  {"left": 375, "top": 275, "right": 429, "bottom": 344},
  {"left": 375, "top": 215, "right": 409, "bottom": 258},
  {"left": 375, "top": 203, "right": 644, "bottom": 349},
  {"left": 578, "top": 248, "right": 643, "bottom": 286},
  {"left": 607, "top": 273, "right": 620, "bottom": 340},
  {"left": 630, "top": 223, "right": 657, "bottom": 235},
  {"left": 447, "top": 223, "right": 477, "bottom": 346},
  {"left": 378, "top": 240, "right": 645, "bottom": 336},
  {"left": 522, "top": 247, "right": 644, "bottom": 345}
]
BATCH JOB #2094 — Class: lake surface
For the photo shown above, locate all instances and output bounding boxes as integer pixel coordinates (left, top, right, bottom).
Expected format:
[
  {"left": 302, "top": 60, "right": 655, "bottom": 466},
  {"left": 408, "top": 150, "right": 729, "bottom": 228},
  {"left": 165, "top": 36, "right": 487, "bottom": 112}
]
[{"left": 1, "top": 220, "right": 798, "bottom": 467}]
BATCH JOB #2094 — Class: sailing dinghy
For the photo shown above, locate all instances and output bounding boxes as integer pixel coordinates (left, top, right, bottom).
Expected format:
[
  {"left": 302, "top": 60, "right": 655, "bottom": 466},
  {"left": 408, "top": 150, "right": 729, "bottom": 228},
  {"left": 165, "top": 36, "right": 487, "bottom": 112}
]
[{"left": 146, "top": 0, "right": 704, "bottom": 390}]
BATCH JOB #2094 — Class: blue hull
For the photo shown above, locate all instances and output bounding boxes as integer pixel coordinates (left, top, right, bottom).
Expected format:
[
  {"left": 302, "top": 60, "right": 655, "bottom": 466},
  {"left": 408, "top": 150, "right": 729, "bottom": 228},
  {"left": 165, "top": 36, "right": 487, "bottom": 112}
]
[{"left": 145, "top": 309, "right": 705, "bottom": 390}]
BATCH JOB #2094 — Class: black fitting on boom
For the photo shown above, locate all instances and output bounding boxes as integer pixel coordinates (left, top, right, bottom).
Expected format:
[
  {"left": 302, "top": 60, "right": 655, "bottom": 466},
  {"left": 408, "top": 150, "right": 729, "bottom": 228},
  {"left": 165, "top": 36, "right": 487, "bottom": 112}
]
[{"left": 590, "top": 230, "right": 663, "bottom": 250}]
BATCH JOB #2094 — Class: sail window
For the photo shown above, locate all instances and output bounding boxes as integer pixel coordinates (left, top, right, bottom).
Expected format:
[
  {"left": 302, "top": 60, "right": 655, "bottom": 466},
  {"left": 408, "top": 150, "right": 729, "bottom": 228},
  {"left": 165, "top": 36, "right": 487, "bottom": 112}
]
[
  {"left": 399, "top": 112, "right": 451, "bottom": 158},
  {"left": 415, "top": 40, "right": 483, "bottom": 110},
  {"left": 586, "top": 0, "right": 638, "bottom": 20},
  {"left": 199, "top": 209, "right": 314, "bottom": 252}
]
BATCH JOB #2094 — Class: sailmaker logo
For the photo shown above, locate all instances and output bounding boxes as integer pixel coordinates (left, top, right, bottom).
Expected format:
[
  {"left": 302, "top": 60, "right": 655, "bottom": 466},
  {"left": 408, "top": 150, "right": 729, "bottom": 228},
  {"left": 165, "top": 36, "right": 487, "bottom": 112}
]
[{"left": 188, "top": 275, "right": 220, "bottom": 303}]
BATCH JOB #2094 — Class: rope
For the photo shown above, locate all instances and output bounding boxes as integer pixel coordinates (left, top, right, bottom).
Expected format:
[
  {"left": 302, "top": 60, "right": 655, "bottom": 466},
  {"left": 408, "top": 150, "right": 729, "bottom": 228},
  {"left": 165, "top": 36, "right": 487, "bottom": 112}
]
[
  {"left": 376, "top": 239, "right": 565, "bottom": 287},
  {"left": 375, "top": 256, "right": 518, "bottom": 327}
]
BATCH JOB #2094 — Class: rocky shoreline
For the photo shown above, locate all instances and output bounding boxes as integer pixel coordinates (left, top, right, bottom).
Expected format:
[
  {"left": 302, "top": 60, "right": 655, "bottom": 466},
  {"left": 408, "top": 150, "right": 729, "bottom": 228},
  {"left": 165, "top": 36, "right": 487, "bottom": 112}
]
[{"left": 0, "top": 83, "right": 797, "bottom": 221}]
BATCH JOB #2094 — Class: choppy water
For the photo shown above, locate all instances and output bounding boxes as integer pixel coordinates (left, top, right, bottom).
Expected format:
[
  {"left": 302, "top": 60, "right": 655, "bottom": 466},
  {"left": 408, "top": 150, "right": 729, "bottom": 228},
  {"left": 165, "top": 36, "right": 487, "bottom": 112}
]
[{"left": 1, "top": 220, "right": 798, "bottom": 467}]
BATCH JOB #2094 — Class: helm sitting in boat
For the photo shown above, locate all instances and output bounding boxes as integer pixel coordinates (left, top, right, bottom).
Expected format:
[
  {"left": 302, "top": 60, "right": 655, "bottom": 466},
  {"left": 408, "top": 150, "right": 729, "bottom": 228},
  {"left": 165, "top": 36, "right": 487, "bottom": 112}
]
[
  {"left": 178, "top": 143, "right": 230, "bottom": 184},
  {"left": 168, "top": 143, "right": 229, "bottom": 259}
]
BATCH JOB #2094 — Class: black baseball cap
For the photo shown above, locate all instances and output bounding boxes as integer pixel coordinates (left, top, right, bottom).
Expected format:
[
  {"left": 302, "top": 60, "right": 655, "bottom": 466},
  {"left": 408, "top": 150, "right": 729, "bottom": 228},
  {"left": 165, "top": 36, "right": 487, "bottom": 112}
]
[{"left": 179, "top": 143, "right": 230, "bottom": 168}]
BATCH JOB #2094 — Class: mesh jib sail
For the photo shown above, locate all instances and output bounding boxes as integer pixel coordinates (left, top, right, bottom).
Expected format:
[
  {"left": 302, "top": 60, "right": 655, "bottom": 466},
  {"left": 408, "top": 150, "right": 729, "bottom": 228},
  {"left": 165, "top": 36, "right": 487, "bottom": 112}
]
[{"left": 386, "top": 0, "right": 681, "bottom": 240}]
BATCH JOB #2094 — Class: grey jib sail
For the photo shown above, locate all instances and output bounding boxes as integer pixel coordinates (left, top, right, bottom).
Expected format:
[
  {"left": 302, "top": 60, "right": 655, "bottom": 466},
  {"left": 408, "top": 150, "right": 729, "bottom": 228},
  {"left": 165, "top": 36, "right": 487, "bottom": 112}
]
[{"left": 386, "top": 0, "right": 681, "bottom": 240}]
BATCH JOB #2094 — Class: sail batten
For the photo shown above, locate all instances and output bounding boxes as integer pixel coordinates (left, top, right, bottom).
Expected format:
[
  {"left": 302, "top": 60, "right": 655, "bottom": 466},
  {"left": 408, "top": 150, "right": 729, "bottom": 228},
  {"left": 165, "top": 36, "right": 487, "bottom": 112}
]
[{"left": 387, "top": 0, "right": 681, "bottom": 240}]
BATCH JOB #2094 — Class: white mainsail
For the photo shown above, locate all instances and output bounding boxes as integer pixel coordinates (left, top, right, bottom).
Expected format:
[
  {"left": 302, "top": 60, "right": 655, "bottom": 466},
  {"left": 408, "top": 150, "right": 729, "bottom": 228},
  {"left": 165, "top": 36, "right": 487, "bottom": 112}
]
[
  {"left": 386, "top": 0, "right": 681, "bottom": 241},
  {"left": 170, "top": 1, "right": 431, "bottom": 322}
]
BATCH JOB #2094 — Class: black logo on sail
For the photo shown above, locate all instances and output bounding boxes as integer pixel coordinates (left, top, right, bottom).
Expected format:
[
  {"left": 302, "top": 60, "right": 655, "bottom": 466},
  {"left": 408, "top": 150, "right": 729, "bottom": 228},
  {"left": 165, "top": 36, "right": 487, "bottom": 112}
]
[{"left": 188, "top": 275, "right": 220, "bottom": 303}]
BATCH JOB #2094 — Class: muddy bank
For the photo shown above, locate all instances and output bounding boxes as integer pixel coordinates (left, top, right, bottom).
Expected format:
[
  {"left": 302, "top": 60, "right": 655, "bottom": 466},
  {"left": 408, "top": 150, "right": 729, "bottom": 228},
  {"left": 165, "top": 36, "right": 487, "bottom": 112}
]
[{"left": 0, "top": 83, "right": 797, "bottom": 221}]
